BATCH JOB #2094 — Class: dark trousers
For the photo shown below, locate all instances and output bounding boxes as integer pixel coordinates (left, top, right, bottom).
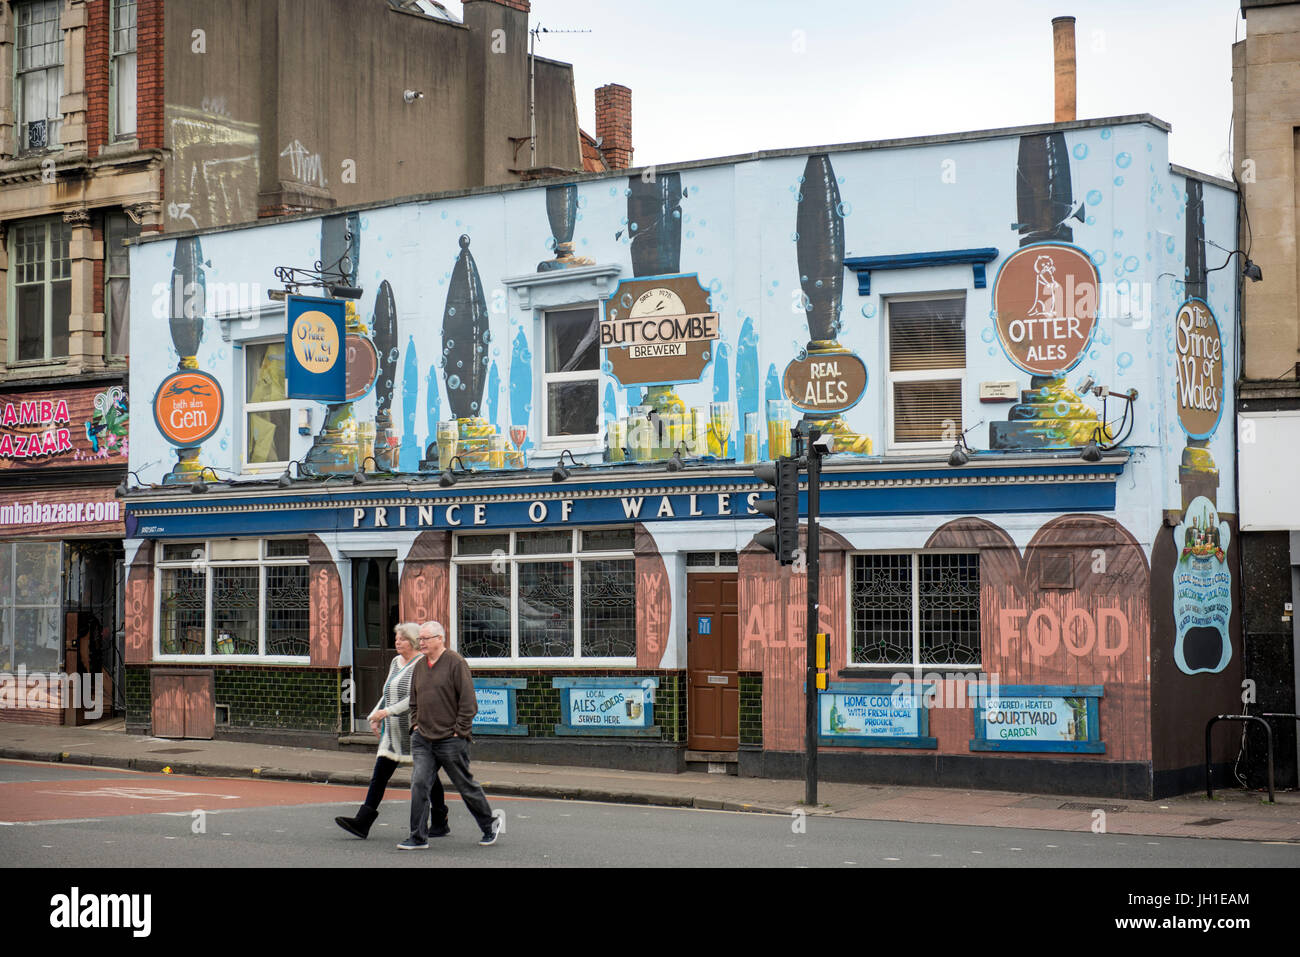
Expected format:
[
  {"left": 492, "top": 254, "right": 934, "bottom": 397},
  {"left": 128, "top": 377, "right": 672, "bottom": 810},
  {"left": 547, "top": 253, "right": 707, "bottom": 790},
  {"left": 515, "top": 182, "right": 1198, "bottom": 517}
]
[
  {"left": 367, "top": 755, "right": 447, "bottom": 826},
  {"left": 409, "top": 731, "right": 494, "bottom": 839}
]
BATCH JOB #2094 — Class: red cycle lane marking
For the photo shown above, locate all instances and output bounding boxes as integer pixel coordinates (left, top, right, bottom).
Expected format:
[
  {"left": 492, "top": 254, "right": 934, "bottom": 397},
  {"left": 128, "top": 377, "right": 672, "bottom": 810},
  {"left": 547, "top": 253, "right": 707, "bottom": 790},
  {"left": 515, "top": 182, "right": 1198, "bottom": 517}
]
[{"left": 0, "top": 774, "right": 369, "bottom": 823}]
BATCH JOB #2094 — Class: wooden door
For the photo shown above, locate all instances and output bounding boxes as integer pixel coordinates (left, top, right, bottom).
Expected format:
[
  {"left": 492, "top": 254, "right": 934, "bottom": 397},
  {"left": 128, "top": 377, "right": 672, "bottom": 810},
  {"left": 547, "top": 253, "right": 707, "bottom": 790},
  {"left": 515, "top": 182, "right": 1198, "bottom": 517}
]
[
  {"left": 687, "top": 573, "right": 739, "bottom": 751},
  {"left": 151, "top": 670, "right": 214, "bottom": 739},
  {"left": 352, "top": 558, "right": 399, "bottom": 723}
]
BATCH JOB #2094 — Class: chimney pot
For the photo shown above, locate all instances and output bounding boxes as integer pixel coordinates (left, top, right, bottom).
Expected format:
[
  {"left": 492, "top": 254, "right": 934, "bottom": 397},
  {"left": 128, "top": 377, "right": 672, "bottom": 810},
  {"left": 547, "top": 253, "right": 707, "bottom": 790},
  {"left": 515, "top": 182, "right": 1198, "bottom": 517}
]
[
  {"left": 595, "top": 83, "right": 633, "bottom": 170},
  {"left": 1053, "top": 16, "right": 1077, "bottom": 123}
]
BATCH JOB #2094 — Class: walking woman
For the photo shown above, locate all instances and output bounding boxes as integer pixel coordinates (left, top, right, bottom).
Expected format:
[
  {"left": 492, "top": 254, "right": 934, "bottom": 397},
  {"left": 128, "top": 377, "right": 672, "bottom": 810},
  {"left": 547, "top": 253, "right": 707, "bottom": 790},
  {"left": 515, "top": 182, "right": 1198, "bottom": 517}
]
[{"left": 335, "top": 622, "right": 447, "bottom": 838}]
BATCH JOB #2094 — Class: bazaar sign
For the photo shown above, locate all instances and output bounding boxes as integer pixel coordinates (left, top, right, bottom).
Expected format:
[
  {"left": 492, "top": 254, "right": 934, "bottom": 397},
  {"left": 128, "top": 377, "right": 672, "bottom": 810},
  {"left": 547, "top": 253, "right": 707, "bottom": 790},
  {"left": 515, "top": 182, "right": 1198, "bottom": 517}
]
[
  {"left": 0, "top": 385, "right": 129, "bottom": 470},
  {"left": 601, "top": 275, "right": 719, "bottom": 386},
  {"left": 1174, "top": 299, "right": 1224, "bottom": 439},
  {"left": 992, "top": 243, "right": 1099, "bottom": 375}
]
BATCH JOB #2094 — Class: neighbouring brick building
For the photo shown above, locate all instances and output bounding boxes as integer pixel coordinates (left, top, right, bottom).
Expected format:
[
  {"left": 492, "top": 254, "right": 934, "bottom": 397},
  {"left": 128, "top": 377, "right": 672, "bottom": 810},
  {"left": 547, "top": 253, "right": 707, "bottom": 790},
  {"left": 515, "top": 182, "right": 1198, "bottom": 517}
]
[
  {"left": 1232, "top": 0, "right": 1300, "bottom": 788},
  {"left": 0, "top": 0, "right": 628, "bottom": 726}
]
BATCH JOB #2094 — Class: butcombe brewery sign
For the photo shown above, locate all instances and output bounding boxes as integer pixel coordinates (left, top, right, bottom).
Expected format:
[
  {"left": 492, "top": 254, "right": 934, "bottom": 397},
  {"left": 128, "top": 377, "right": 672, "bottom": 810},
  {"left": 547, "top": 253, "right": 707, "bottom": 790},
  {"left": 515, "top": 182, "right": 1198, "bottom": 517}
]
[
  {"left": 1174, "top": 299, "right": 1223, "bottom": 439},
  {"left": 601, "top": 275, "right": 720, "bottom": 386},
  {"left": 992, "top": 243, "right": 1099, "bottom": 375}
]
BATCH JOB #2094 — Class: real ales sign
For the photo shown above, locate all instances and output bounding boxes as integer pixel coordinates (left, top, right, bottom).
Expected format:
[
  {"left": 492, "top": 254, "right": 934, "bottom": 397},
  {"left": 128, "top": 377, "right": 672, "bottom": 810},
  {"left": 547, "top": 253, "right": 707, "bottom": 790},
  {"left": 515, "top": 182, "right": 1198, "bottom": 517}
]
[
  {"left": 286, "top": 295, "right": 346, "bottom": 401},
  {"left": 1174, "top": 299, "right": 1224, "bottom": 439}
]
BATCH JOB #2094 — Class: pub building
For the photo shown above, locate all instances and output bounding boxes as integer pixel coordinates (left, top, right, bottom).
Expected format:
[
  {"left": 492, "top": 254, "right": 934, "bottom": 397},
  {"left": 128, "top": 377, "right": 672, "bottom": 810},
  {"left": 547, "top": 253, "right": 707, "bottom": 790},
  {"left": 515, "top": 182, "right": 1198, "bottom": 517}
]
[
  {"left": 121, "top": 110, "right": 1242, "bottom": 798},
  {"left": 0, "top": 374, "right": 129, "bottom": 725}
]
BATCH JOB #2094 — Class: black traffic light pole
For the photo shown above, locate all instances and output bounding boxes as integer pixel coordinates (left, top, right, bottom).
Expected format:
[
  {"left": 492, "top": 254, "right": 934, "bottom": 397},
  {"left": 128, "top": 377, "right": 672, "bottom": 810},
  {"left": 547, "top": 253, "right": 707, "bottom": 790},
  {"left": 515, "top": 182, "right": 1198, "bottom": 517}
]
[
  {"left": 753, "top": 427, "right": 825, "bottom": 807},
  {"left": 802, "top": 428, "right": 822, "bottom": 807}
]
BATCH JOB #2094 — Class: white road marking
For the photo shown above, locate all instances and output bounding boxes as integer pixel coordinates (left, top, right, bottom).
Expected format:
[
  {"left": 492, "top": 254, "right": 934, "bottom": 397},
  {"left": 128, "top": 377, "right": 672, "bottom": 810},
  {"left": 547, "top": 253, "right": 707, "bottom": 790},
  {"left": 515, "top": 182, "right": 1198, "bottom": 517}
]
[{"left": 36, "top": 786, "right": 242, "bottom": 801}]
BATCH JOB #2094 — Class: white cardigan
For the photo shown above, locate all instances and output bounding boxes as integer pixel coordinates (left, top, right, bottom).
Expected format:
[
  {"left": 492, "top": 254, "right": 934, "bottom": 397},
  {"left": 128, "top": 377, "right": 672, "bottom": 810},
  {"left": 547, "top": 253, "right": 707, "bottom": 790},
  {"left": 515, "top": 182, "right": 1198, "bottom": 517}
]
[{"left": 367, "top": 653, "right": 423, "bottom": 763}]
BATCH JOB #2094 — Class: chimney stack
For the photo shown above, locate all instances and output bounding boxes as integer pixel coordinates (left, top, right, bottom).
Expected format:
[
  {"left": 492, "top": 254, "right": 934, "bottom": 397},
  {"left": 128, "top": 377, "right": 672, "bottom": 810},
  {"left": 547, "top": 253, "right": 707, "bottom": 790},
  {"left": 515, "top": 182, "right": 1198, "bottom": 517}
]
[
  {"left": 1053, "top": 16, "right": 1076, "bottom": 123},
  {"left": 595, "top": 84, "right": 633, "bottom": 170}
]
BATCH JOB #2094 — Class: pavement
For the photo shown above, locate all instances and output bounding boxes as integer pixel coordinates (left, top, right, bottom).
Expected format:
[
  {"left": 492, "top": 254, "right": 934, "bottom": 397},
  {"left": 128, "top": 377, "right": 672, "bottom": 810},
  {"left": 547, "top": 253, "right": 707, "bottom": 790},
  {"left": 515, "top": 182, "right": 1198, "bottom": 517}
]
[{"left": 2, "top": 718, "right": 1298, "bottom": 843}]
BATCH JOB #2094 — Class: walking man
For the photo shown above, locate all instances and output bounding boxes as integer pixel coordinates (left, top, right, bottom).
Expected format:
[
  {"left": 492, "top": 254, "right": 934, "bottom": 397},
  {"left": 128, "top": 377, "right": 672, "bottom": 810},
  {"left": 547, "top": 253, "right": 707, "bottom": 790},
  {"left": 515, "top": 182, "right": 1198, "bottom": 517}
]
[{"left": 399, "top": 620, "right": 500, "bottom": 849}]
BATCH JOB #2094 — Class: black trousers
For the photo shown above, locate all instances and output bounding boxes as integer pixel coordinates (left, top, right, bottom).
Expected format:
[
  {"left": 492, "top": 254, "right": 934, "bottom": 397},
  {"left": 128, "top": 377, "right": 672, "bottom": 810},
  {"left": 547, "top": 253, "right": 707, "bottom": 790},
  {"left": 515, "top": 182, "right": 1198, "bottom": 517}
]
[{"left": 365, "top": 754, "right": 447, "bottom": 827}]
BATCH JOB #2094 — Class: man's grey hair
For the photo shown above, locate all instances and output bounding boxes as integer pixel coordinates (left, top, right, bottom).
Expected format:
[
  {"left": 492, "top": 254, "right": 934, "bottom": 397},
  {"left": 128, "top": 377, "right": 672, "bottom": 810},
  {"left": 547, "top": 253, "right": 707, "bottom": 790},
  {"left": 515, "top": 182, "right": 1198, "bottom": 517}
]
[
  {"left": 394, "top": 622, "right": 420, "bottom": 643},
  {"left": 420, "top": 621, "right": 446, "bottom": 638}
]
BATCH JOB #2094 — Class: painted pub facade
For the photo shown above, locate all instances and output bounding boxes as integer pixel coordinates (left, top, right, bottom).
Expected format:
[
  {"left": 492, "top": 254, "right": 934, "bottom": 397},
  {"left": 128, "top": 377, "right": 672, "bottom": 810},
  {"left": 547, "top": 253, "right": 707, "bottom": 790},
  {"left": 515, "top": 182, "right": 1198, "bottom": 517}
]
[{"left": 122, "top": 114, "right": 1239, "bottom": 798}]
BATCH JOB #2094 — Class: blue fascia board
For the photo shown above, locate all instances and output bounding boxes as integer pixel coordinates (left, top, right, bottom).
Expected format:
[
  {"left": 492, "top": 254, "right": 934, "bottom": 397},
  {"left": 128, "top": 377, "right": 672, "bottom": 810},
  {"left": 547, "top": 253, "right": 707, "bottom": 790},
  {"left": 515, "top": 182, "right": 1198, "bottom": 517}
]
[{"left": 843, "top": 247, "right": 1001, "bottom": 295}]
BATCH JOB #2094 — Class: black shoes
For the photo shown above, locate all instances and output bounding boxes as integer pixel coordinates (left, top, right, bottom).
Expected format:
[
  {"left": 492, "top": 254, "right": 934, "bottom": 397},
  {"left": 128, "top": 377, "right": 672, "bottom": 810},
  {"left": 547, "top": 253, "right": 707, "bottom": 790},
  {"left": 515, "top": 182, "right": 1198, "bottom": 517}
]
[{"left": 335, "top": 805, "right": 379, "bottom": 839}]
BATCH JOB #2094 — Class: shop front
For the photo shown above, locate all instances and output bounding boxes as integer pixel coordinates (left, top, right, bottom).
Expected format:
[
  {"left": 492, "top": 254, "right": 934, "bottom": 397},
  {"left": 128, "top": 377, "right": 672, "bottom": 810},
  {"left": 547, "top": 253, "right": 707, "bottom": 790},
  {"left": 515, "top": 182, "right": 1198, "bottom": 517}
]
[
  {"left": 123, "top": 114, "right": 1241, "bottom": 796},
  {"left": 0, "top": 378, "right": 129, "bottom": 725}
]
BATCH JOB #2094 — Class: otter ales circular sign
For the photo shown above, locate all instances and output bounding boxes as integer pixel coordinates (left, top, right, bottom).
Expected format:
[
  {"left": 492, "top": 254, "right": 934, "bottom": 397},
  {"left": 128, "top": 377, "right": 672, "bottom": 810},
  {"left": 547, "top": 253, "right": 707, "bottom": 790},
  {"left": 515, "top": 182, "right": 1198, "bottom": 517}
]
[
  {"left": 992, "top": 243, "right": 1099, "bottom": 376},
  {"left": 1175, "top": 299, "right": 1224, "bottom": 439}
]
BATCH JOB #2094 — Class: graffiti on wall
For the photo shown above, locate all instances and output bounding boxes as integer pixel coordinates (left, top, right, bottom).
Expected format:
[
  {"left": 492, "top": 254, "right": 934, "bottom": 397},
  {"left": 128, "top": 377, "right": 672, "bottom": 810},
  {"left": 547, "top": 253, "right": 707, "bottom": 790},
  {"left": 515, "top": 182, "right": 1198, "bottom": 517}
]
[{"left": 167, "top": 105, "right": 259, "bottom": 229}]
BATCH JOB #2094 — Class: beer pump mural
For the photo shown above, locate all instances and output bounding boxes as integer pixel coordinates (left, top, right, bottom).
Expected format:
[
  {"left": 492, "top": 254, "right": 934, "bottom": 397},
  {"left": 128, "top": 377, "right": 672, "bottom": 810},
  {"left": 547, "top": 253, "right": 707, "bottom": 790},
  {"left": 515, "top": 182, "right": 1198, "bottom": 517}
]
[
  {"left": 990, "top": 133, "right": 1105, "bottom": 451},
  {"left": 783, "top": 154, "right": 872, "bottom": 454},
  {"left": 1170, "top": 180, "right": 1232, "bottom": 675},
  {"left": 304, "top": 213, "right": 366, "bottom": 474},
  {"left": 154, "top": 237, "right": 223, "bottom": 484}
]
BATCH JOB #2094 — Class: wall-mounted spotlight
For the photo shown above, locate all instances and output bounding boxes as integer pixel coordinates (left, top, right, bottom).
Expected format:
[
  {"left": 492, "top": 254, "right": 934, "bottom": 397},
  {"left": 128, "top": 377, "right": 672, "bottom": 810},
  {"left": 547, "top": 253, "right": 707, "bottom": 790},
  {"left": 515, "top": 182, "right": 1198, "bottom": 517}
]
[
  {"left": 353, "top": 455, "right": 382, "bottom": 485},
  {"left": 552, "top": 450, "right": 581, "bottom": 483},
  {"left": 1206, "top": 246, "right": 1263, "bottom": 283},
  {"left": 665, "top": 443, "right": 689, "bottom": 472},
  {"left": 190, "top": 467, "right": 221, "bottom": 494},
  {"left": 439, "top": 455, "right": 471, "bottom": 488},
  {"left": 115, "top": 469, "right": 146, "bottom": 498},
  {"left": 403, "top": 90, "right": 424, "bottom": 104},
  {"left": 945, "top": 421, "right": 983, "bottom": 467},
  {"left": 278, "top": 459, "right": 316, "bottom": 488}
]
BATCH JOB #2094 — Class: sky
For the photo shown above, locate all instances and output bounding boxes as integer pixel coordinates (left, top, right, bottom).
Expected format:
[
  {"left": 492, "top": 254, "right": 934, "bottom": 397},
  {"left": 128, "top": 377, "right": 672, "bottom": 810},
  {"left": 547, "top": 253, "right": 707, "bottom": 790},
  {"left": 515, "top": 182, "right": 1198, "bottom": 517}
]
[{"left": 527, "top": 0, "right": 1243, "bottom": 178}]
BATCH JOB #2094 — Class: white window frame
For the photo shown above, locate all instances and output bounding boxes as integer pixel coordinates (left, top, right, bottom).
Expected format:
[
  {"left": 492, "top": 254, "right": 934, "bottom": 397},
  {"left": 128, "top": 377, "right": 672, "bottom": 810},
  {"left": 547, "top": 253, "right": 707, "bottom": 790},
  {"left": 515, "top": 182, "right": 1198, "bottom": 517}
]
[
  {"left": 153, "top": 539, "right": 311, "bottom": 663},
  {"left": 103, "top": 211, "right": 137, "bottom": 358},
  {"left": 109, "top": 0, "right": 137, "bottom": 141},
  {"left": 451, "top": 527, "right": 636, "bottom": 667},
  {"left": 14, "top": 0, "right": 64, "bottom": 153},
  {"left": 884, "top": 293, "right": 967, "bottom": 452},
  {"left": 241, "top": 338, "right": 293, "bottom": 473},
  {"left": 7, "top": 217, "right": 72, "bottom": 364},
  {"left": 539, "top": 304, "right": 602, "bottom": 450},
  {"left": 846, "top": 550, "right": 982, "bottom": 671}
]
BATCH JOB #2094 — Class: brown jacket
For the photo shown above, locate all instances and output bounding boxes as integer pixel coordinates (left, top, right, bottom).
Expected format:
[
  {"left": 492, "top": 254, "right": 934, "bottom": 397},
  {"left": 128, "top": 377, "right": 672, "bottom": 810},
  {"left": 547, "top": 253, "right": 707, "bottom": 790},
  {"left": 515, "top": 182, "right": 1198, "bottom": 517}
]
[{"left": 409, "top": 648, "right": 477, "bottom": 741}]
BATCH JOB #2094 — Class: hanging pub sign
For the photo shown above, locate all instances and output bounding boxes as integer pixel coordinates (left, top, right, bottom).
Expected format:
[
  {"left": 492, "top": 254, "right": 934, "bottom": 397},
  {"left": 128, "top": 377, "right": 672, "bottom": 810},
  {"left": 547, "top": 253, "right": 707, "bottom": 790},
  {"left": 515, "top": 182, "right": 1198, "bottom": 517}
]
[
  {"left": 992, "top": 243, "right": 1099, "bottom": 375},
  {"left": 600, "top": 275, "right": 719, "bottom": 386},
  {"left": 286, "top": 295, "right": 346, "bottom": 401},
  {"left": 1174, "top": 299, "right": 1224, "bottom": 439}
]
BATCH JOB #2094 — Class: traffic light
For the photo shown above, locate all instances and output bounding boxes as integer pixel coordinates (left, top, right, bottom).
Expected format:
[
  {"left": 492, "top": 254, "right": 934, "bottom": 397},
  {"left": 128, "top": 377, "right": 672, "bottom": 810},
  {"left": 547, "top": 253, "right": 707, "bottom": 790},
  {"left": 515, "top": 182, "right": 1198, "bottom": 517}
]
[{"left": 753, "top": 457, "right": 800, "bottom": 564}]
